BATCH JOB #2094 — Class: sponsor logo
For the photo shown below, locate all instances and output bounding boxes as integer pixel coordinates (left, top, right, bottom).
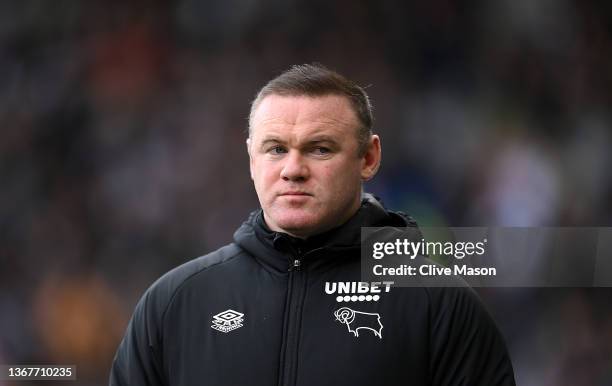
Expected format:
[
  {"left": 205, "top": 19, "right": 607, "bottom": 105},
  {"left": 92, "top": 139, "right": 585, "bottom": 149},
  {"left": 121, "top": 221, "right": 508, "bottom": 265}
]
[
  {"left": 325, "top": 281, "right": 393, "bottom": 302},
  {"left": 334, "top": 307, "right": 383, "bottom": 339},
  {"left": 211, "top": 309, "right": 244, "bottom": 333}
]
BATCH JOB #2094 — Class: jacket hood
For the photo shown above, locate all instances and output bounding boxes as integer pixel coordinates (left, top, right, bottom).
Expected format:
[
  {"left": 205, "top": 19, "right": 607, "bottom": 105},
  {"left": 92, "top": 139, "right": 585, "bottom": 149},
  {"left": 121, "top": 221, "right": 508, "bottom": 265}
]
[{"left": 233, "top": 193, "right": 419, "bottom": 272}]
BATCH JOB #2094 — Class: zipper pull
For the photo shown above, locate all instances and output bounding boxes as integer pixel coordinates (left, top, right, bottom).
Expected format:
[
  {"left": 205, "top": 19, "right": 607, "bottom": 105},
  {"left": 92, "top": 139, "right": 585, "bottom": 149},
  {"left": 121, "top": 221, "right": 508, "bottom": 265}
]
[
  {"left": 290, "top": 245, "right": 303, "bottom": 271},
  {"left": 290, "top": 259, "right": 301, "bottom": 271}
]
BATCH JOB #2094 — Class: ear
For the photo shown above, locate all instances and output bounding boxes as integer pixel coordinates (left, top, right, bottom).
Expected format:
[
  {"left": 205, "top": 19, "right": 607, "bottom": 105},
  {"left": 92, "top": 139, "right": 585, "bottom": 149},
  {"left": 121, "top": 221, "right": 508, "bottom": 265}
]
[
  {"left": 246, "top": 138, "right": 255, "bottom": 180},
  {"left": 360, "top": 135, "right": 381, "bottom": 181}
]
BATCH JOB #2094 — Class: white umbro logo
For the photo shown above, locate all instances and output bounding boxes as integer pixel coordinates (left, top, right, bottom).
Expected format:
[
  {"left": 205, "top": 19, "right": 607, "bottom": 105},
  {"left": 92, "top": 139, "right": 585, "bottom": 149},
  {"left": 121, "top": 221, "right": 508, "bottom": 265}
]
[{"left": 211, "top": 309, "right": 245, "bottom": 333}]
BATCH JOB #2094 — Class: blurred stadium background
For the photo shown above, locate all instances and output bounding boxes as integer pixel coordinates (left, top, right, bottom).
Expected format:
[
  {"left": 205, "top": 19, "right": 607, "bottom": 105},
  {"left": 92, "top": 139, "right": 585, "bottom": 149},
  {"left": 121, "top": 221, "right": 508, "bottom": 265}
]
[{"left": 1, "top": 0, "right": 611, "bottom": 385}]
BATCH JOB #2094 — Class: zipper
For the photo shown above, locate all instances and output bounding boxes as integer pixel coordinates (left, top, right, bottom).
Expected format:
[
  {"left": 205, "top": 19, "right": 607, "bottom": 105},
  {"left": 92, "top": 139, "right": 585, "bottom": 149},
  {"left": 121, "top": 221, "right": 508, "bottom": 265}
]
[
  {"left": 291, "top": 259, "right": 301, "bottom": 270},
  {"left": 278, "top": 251, "right": 308, "bottom": 386}
]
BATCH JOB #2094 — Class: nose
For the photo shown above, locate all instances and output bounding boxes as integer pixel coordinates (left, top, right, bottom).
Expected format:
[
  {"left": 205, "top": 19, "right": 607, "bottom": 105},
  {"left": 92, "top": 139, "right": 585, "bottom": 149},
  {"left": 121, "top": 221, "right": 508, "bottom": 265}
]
[{"left": 280, "top": 151, "right": 309, "bottom": 182}]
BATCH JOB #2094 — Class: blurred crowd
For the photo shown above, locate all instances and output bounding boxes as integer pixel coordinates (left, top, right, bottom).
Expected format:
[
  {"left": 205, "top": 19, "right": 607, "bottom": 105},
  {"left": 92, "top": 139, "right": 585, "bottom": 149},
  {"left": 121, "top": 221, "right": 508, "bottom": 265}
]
[{"left": 1, "top": 1, "right": 611, "bottom": 385}]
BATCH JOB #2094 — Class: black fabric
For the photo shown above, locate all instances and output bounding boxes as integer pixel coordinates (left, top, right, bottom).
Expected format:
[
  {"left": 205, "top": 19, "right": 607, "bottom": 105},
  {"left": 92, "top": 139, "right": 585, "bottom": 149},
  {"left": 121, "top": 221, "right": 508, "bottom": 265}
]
[{"left": 110, "top": 194, "right": 515, "bottom": 386}]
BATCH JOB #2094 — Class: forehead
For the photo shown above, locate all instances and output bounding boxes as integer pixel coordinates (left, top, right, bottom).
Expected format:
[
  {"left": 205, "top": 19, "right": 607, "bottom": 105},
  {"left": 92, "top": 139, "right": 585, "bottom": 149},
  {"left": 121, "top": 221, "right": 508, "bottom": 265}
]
[{"left": 250, "top": 94, "right": 359, "bottom": 140}]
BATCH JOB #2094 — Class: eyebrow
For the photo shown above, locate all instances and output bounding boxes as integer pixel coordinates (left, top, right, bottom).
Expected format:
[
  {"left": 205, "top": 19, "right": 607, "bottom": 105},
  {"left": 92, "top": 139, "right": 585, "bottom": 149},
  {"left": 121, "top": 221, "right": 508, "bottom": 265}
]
[
  {"left": 259, "top": 138, "right": 285, "bottom": 149},
  {"left": 259, "top": 135, "right": 340, "bottom": 149},
  {"left": 307, "top": 135, "right": 339, "bottom": 144}
]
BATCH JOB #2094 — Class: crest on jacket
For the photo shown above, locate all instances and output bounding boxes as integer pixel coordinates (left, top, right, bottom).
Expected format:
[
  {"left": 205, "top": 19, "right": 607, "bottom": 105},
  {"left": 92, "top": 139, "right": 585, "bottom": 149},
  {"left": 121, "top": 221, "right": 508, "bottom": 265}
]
[{"left": 334, "top": 307, "right": 383, "bottom": 339}]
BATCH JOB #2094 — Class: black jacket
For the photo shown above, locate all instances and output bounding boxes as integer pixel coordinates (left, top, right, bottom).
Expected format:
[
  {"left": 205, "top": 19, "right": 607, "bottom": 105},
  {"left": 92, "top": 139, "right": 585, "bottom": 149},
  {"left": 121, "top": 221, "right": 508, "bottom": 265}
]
[{"left": 110, "top": 194, "right": 515, "bottom": 386}]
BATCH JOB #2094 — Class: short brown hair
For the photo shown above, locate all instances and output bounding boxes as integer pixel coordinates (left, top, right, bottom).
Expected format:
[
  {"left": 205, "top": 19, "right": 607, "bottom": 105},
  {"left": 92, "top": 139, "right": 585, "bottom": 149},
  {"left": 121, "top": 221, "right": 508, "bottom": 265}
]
[{"left": 249, "top": 63, "right": 374, "bottom": 156}]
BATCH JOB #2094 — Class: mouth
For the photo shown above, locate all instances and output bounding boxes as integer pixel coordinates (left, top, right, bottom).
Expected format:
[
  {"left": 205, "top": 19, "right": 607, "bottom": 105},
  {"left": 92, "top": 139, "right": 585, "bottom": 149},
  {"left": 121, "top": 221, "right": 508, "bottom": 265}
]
[{"left": 279, "top": 191, "right": 312, "bottom": 197}]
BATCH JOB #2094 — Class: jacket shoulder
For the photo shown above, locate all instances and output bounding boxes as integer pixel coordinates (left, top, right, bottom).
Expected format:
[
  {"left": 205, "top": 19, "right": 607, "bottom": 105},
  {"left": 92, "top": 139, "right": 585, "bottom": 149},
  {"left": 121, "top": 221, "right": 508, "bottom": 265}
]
[
  {"left": 423, "top": 284, "right": 516, "bottom": 385},
  {"left": 133, "top": 243, "right": 245, "bottom": 341},
  {"left": 147, "top": 243, "right": 244, "bottom": 310},
  {"left": 110, "top": 243, "right": 246, "bottom": 386}
]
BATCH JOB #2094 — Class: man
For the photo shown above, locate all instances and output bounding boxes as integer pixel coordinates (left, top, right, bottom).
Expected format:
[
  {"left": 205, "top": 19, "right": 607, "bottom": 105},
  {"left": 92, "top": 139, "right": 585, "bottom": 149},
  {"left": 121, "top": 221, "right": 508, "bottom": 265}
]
[{"left": 110, "top": 64, "right": 515, "bottom": 386}]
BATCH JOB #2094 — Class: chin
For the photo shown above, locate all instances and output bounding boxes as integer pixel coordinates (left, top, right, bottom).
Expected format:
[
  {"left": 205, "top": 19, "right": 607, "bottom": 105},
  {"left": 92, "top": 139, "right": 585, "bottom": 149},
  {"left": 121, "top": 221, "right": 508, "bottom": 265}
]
[
  {"left": 277, "top": 217, "right": 318, "bottom": 231},
  {"left": 273, "top": 212, "right": 323, "bottom": 236}
]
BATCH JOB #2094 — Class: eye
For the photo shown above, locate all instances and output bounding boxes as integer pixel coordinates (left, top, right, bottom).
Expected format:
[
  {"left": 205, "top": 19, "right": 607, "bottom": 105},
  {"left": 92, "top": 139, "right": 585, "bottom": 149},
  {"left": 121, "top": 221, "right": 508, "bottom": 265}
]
[
  {"left": 313, "top": 146, "right": 331, "bottom": 155},
  {"left": 268, "top": 145, "right": 287, "bottom": 155}
]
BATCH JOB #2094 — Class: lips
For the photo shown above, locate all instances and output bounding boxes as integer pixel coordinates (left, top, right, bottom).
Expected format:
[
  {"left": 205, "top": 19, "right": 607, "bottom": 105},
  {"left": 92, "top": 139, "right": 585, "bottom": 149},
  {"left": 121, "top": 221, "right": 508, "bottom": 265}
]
[{"left": 279, "top": 191, "right": 312, "bottom": 196}]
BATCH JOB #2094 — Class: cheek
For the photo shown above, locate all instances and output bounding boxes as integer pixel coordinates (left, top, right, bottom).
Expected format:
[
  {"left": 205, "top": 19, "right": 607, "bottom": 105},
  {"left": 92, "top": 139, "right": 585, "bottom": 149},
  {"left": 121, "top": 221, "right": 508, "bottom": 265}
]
[
  {"left": 254, "top": 163, "right": 279, "bottom": 190},
  {"left": 320, "top": 161, "right": 360, "bottom": 190},
  {"left": 316, "top": 165, "right": 337, "bottom": 186}
]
